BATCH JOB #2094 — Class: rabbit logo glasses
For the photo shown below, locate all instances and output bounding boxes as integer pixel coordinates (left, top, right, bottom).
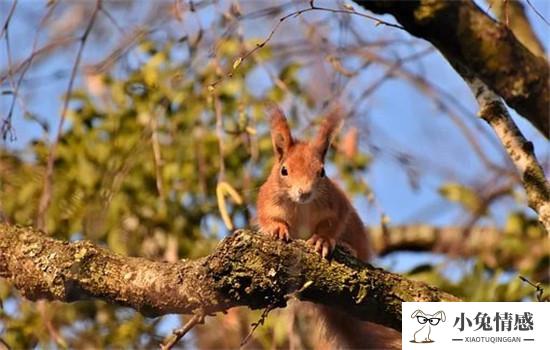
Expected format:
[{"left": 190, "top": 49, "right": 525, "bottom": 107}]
[{"left": 410, "top": 309, "right": 446, "bottom": 343}]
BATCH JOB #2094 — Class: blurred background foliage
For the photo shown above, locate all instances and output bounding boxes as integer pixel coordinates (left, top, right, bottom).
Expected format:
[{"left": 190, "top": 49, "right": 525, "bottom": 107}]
[{"left": 0, "top": 0, "right": 548, "bottom": 349}]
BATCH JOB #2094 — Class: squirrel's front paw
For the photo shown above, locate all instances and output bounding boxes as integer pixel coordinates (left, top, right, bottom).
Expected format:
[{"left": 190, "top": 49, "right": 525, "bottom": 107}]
[
  {"left": 307, "top": 234, "right": 336, "bottom": 259},
  {"left": 262, "top": 222, "right": 290, "bottom": 242}
]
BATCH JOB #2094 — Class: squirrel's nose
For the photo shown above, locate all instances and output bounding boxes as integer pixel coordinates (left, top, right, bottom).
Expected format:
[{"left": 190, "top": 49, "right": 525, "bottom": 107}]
[{"left": 298, "top": 189, "right": 311, "bottom": 201}]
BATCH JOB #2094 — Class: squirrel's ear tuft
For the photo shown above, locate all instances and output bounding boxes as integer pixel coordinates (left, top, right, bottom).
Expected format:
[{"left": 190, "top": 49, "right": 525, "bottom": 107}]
[
  {"left": 268, "top": 104, "right": 293, "bottom": 161},
  {"left": 313, "top": 105, "right": 343, "bottom": 160}
]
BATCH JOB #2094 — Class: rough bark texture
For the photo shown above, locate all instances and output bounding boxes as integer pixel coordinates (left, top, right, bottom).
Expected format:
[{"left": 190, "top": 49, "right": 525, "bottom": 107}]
[
  {"left": 354, "top": 0, "right": 549, "bottom": 136},
  {"left": 0, "top": 223, "right": 459, "bottom": 332}
]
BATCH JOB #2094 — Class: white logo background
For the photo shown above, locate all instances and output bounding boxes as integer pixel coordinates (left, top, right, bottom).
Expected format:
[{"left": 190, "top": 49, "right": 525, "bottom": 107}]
[{"left": 402, "top": 302, "right": 550, "bottom": 350}]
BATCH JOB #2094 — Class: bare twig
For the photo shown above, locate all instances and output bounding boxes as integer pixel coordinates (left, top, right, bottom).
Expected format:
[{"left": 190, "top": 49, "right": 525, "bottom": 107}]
[
  {"left": 240, "top": 305, "right": 275, "bottom": 348},
  {"left": 246, "top": 1, "right": 402, "bottom": 58},
  {"left": 0, "top": 0, "right": 17, "bottom": 40},
  {"left": 350, "top": 48, "right": 506, "bottom": 173},
  {"left": 2, "top": 0, "right": 17, "bottom": 140},
  {"left": 36, "top": 0, "right": 101, "bottom": 230},
  {"left": 0, "top": 35, "right": 76, "bottom": 83},
  {"left": 525, "top": 0, "right": 550, "bottom": 26},
  {"left": 265, "top": 34, "right": 507, "bottom": 168},
  {"left": 85, "top": 27, "right": 148, "bottom": 74},
  {"left": 160, "top": 313, "right": 205, "bottom": 350},
  {"left": 37, "top": 300, "right": 68, "bottom": 349},
  {"left": 309, "top": 2, "right": 404, "bottom": 30},
  {"left": 209, "top": 0, "right": 403, "bottom": 89},
  {"left": 519, "top": 276, "right": 548, "bottom": 302},
  {"left": 99, "top": 4, "right": 125, "bottom": 34}
]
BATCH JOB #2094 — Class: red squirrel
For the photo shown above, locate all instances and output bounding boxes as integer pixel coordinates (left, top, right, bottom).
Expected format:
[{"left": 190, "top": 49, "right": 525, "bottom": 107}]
[
  {"left": 256, "top": 106, "right": 402, "bottom": 349},
  {"left": 257, "top": 106, "right": 369, "bottom": 261}
]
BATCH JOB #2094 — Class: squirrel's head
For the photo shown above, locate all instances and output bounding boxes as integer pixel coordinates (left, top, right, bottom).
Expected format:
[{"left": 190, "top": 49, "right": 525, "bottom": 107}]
[{"left": 269, "top": 105, "right": 342, "bottom": 204}]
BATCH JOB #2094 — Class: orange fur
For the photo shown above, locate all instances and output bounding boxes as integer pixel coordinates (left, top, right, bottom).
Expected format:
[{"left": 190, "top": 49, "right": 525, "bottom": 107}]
[
  {"left": 258, "top": 106, "right": 369, "bottom": 260},
  {"left": 256, "top": 106, "right": 401, "bottom": 349}
]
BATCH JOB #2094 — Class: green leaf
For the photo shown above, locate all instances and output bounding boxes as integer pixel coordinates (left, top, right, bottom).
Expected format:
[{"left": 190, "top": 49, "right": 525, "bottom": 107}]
[{"left": 439, "top": 182, "right": 483, "bottom": 213}]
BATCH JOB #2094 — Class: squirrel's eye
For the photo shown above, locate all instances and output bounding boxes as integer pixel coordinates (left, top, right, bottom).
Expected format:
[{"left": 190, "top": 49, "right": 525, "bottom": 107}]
[
  {"left": 320, "top": 167, "right": 325, "bottom": 178},
  {"left": 281, "top": 166, "right": 288, "bottom": 176}
]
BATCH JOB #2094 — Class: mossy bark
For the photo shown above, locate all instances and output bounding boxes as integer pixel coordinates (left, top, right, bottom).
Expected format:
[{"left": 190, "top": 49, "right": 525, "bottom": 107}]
[{"left": 0, "top": 223, "right": 459, "bottom": 332}]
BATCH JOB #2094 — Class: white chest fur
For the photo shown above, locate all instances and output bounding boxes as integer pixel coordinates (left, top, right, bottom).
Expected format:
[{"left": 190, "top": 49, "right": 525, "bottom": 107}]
[{"left": 294, "top": 204, "right": 314, "bottom": 239}]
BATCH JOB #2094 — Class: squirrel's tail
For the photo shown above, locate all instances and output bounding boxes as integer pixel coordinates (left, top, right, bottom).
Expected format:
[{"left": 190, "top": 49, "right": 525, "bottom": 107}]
[{"left": 317, "top": 305, "right": 401, "bottom": 349}]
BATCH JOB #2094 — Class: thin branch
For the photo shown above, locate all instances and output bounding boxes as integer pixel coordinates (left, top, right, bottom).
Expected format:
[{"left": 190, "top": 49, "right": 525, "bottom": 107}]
[
  {"left": 209, "top": 0, "right": 403, "bottom": 89},
  {"left": 519, "top": 276, "right": 548, "bottom": 302},
  {"left": 99, "top": 4, "right": 125, "bottom": 34},
  {"left": 464, "top": 76, "right": 550, "bottom": 233},
  {"left": 160, "top": 313, "right": 205, "bottom": 350},
  {"left": 36, "top": 1, "right": 101, "bottom": 231},
  {"left": 350, "top": 48, "right": 507, "bottom": 173},
  {"left": 2, "top": 0, "right": 17, "bottom": 141},
  {"left": 262, "top": 36, "right": 508, "bottom": 166},
  {"left": 85, "top": 27, "right": 148, "bottom": 74},
  {"left": 525, "top": 0, "right": 550, "bottom": 27},
  {"left": 309, "top": 3, "right": 404, "bottom": 30},
  {"left": 0, "top": 35, "right": 76, "bottom": 83},
  {"left": 0, "top": 0, "right": 17, "bottom": 40},
  {"left": 37, "top": 300, "right": 68, "bottom": 349},
  {"left": 240, "top": 305, "right": 275, "bottom": 348}
]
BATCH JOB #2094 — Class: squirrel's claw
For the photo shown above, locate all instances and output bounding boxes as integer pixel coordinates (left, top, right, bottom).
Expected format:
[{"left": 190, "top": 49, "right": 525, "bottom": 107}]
[
  {"left": 307, "top": 234, "right": 335, "bottom": 259},
  {"left": 263, "top": 222, "right": 290, "bottom": 242}
]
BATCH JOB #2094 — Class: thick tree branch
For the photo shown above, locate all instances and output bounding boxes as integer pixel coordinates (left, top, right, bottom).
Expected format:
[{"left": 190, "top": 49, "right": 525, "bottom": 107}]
[
  {"left": 0, "top": 223, "right": 459, "bottom": 332},
  {"left": 371, "top": 225, "right": 548, "bottom": 272},
  {"left": 354, "top": 0, "right": 549, "bottom": 136}
]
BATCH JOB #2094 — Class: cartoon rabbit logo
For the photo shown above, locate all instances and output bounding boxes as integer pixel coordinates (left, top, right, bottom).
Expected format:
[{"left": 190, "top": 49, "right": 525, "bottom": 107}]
[{"left": 410, "top": 310, "right": 446, "bottom": 343}]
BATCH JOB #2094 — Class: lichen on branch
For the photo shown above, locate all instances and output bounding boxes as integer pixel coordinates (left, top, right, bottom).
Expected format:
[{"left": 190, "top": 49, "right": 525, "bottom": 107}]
[{"left": 0, "top": 223, "right": 459, "bottom": 332}]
